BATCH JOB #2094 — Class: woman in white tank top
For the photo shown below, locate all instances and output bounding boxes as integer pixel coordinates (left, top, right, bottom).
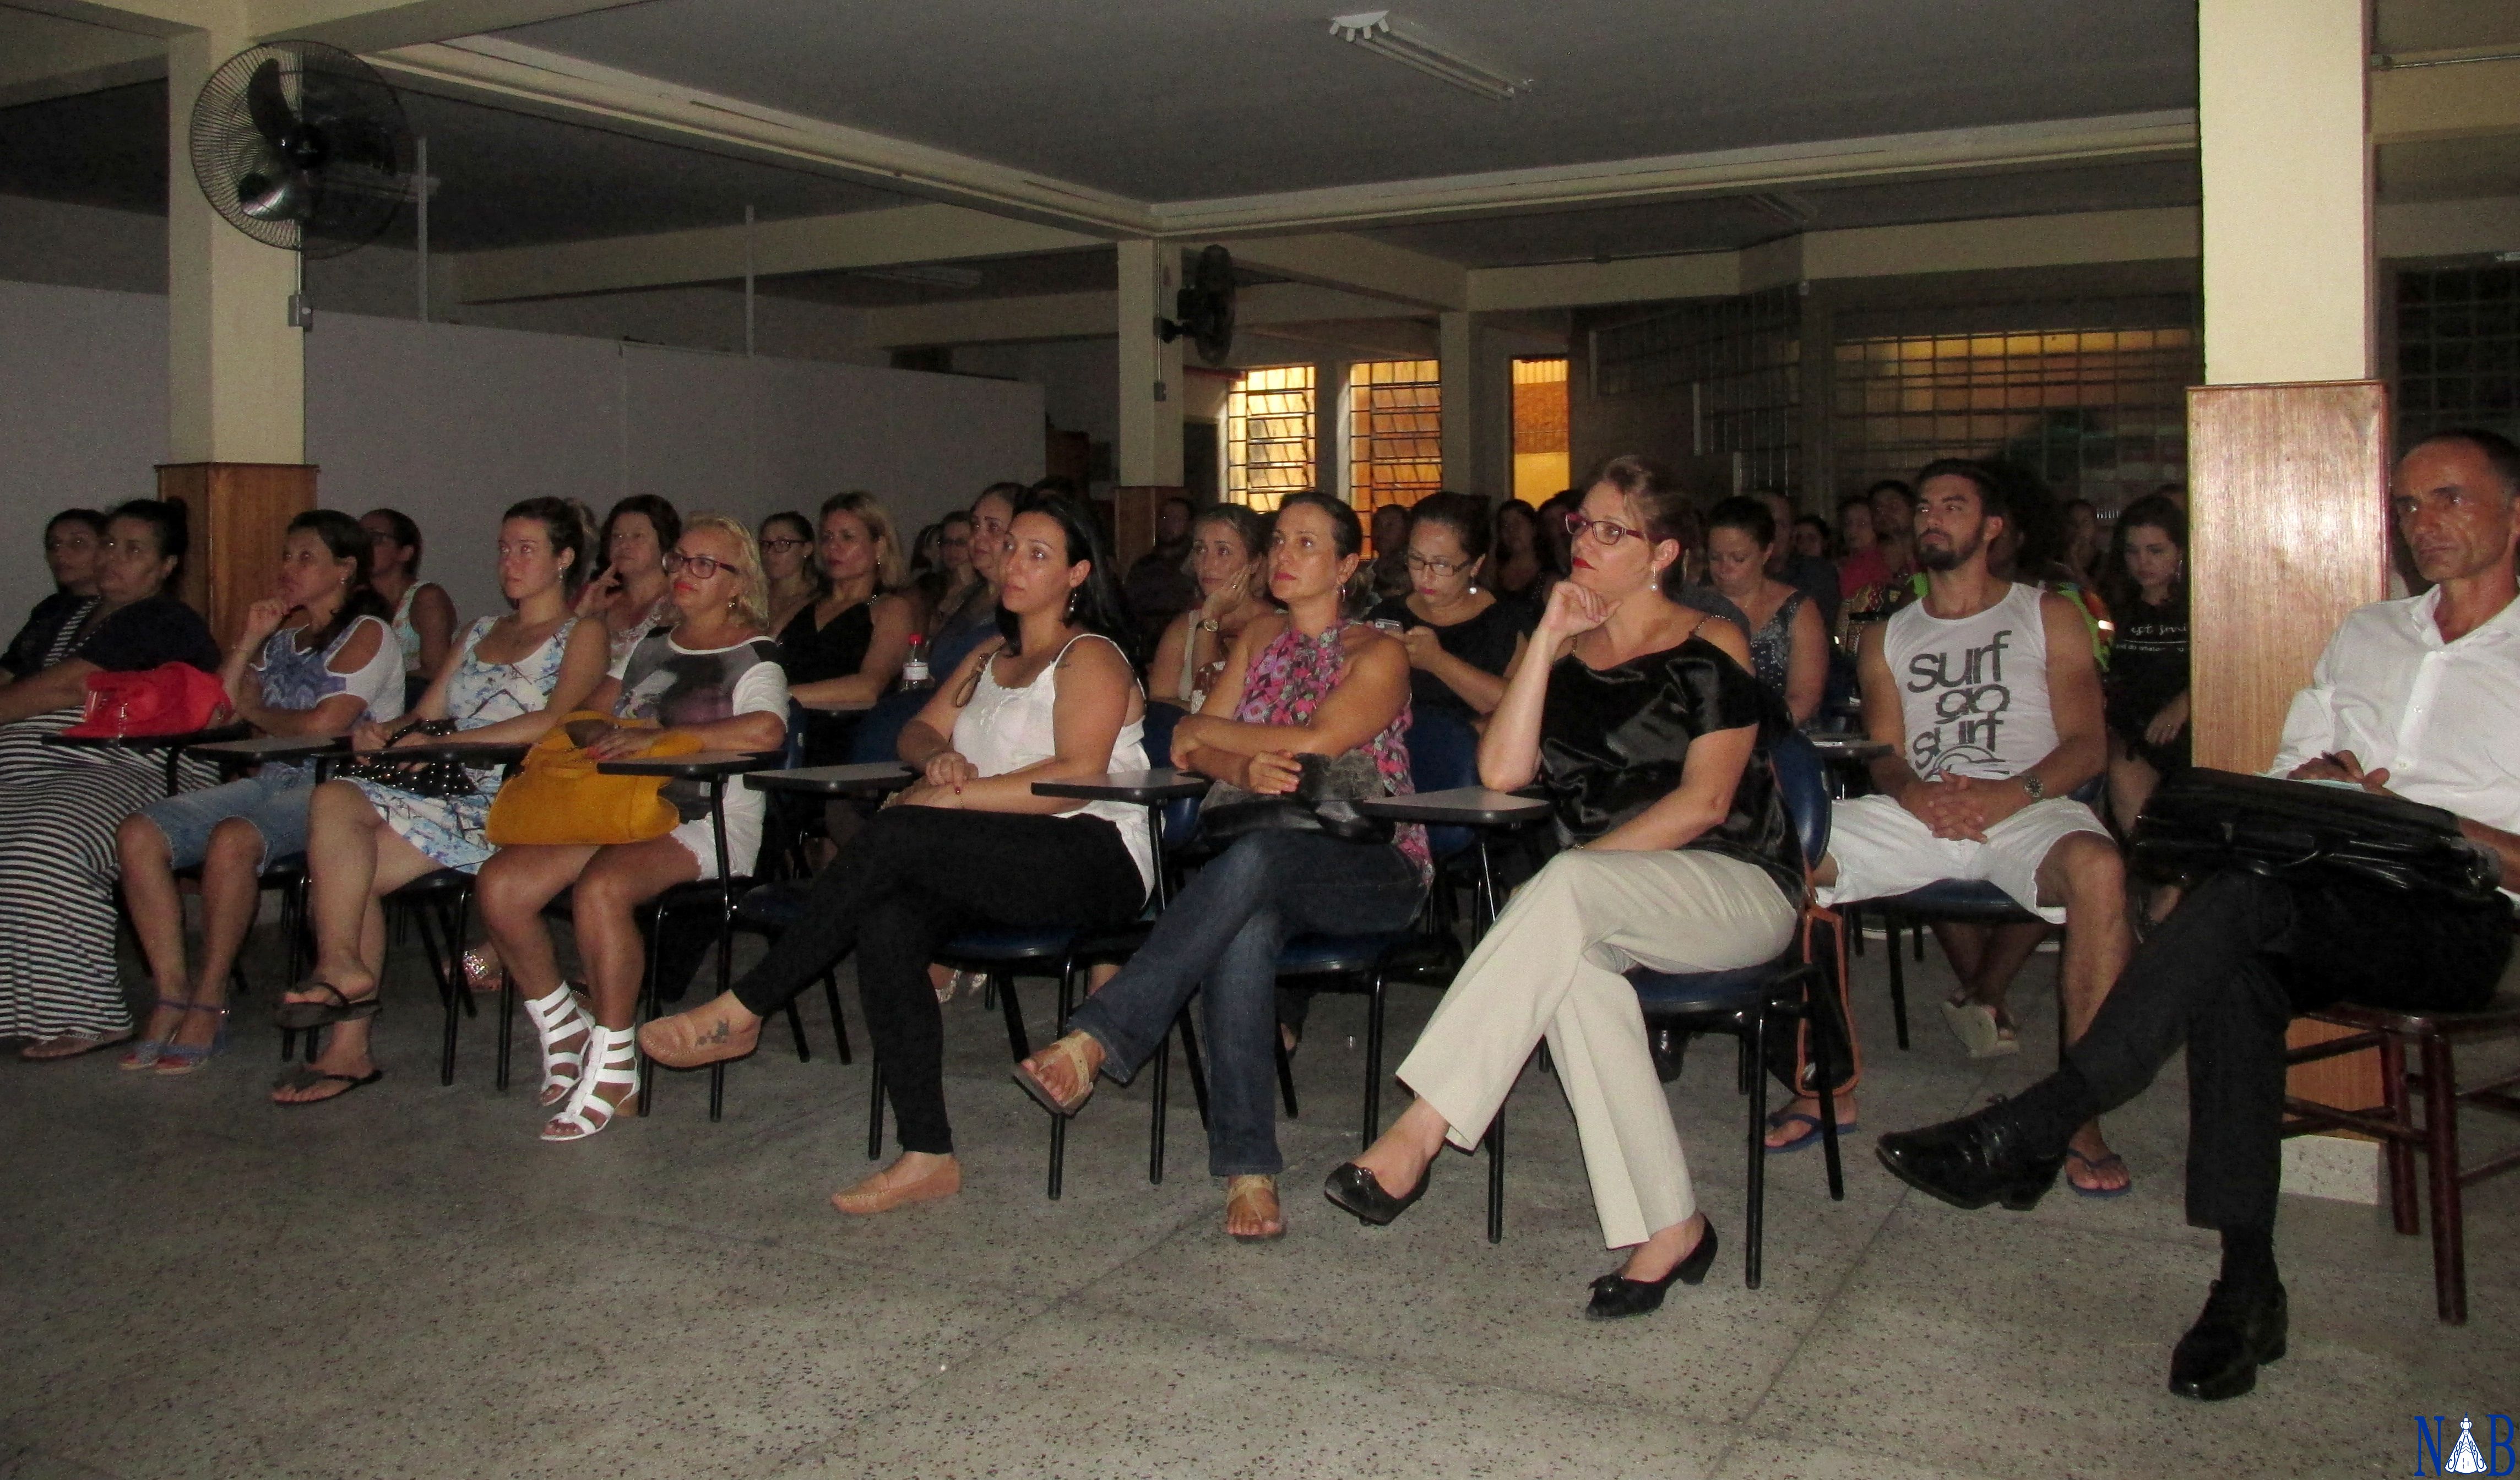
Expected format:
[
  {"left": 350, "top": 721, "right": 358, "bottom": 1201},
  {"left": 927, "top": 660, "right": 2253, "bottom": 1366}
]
[{"left": 639, "top": 491, "right": 1153, "bottom": 1217}]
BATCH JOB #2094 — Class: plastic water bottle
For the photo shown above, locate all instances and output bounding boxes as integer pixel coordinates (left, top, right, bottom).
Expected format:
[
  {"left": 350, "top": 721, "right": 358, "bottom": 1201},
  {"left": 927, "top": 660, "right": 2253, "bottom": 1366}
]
[{"left": 901, "top": 634, "right": 932, "bottom": 692}]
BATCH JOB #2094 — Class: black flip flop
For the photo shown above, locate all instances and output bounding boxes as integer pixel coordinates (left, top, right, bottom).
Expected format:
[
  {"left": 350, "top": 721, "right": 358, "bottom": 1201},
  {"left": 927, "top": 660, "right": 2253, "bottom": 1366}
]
[
  {"left": 273, "top": 981, "right": 382, "bottom": 1032},
  {"left": 270, "top": 1065, "right": 385, "bottom": 1106}
]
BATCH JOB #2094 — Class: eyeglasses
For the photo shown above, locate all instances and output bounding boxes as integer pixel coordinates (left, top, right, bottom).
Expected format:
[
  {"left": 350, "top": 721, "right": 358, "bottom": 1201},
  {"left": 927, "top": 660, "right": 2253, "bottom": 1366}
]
[
  {"left": 941, "top": 534, "right": 971, "bottom": 548},
  {"left": 1565, "top": 511, "right": 1648, "bottom": 546},
  {"left": 759, "top": 537, "right": 807, "bottom": 554},
  {"left": 1403, "top": 552, "right": 1466, "bottom": 577},
  {"left": 662, "top": 551, "right": 729, "bottom": 579}
]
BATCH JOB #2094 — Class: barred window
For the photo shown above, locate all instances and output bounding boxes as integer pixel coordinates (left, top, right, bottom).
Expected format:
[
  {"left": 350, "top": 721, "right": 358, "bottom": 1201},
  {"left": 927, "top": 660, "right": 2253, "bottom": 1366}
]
[
  {"left": 1224, "top": 365, "right": 1316, "bottom": 512},
  {"left": 1348, "top": 358, "right": 1442, "bottom": 515},
  {"left": 2393, "top": 264, "right": 2520, "bottom": 446}
]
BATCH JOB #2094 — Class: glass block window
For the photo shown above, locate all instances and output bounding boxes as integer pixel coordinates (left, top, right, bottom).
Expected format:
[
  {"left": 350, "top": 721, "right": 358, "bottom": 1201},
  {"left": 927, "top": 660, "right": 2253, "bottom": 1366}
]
[
  {"left": 2393, "top": 264, "right": 2520, "bottom": 445},
  {"left": 1224, "top": 364, "right": 1316, "bottom": 511},
  {"left": 1348, "top": 358, "right": 1443, "bottom": 514},
  {"left": 1593, "top": 284, "right": 1800, "bottom": 494},
  {"left": 1830, "top": 295, "right": 2198, "bottom": 516},
  {"left": 1511, "top": 357, "right": 1571, "bottom": 503}
]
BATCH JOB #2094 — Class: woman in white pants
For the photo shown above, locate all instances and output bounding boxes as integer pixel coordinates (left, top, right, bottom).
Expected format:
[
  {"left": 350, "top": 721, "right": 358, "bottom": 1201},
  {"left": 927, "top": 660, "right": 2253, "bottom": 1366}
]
[{"left": 1326, "top": 455, "right": 1804, "bottom": 1321}]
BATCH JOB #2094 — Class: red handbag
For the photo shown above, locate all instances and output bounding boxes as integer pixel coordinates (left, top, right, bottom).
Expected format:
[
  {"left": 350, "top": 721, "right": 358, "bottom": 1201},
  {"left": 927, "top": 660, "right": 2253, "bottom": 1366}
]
[{"left": 61, "top": 663, "right": 231, "bottom": 739}]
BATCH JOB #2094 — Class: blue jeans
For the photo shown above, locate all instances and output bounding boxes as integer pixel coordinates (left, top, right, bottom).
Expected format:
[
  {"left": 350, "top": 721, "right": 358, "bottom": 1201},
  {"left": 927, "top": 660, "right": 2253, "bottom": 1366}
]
[
  {"left": 135, "top": 767, "right": 314, "bottom": 867},
  {"left": 1067, "top": 830, "right": 1425, "bottom": 1177}
]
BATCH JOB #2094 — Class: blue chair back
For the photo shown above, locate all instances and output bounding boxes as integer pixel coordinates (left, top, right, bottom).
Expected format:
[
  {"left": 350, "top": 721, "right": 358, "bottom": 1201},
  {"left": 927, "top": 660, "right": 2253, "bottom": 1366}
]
[
  {"left": 1140, "top": 700, "right": 1186, "bottom": 768},
  {"left": 845, "top": 689, "right": 928, "bottom": 765},
  {"left": 780, "top": 700, "right": 811, "bottom": 769},
  {"left": 1408, "top": 708, "right": 1482, "bottom": 861},
  {"left": 1769, "top": 731, "right": 1831, "bottom": 876}
]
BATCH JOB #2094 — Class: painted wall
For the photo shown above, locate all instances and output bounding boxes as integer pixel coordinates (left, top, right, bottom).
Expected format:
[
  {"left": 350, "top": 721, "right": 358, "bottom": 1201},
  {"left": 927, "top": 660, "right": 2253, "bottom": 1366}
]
[{"left": 0, "top": 276, "right": 1042, "bottom": 632}]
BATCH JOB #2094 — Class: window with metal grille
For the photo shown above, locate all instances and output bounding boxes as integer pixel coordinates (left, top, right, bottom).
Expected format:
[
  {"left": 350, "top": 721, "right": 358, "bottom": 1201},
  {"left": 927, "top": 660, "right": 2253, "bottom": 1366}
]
[
  {"left": 1224, "top": 365, "right": 1316, "bottom": 512},
  {"left": 1830, "top": 295, "right": 2198, "bottom": 516},
  {"left": 1348, "top": 359, "right": 1442, "bottom": 514},
  {"left": 2393, "top": 264, "right": 2520, "bottom": 446},
  {"left": 1592, "top": 284, "right": 1800, "bottom": 494},
  {"left": 1511, "top": 357, "right": 1570, "bottom": 503}
]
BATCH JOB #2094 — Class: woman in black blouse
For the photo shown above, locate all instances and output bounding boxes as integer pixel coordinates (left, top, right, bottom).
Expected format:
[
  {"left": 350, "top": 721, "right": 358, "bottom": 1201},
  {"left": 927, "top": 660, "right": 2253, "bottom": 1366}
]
[
  {"left": 779, "top": 490, "right": 916, "bottom": 765},
  {"left": 2, "top": 508, "right": 106, "bottom": 682},
  {"left": 1326, "top": 457, "right": 1801, "bottom": 1320},
  {"left": 1367, "top": 491, "right": 1532, "bottom": 723},
  {"left": 2099, "top": 494, "right": 2191, "bottom": 834}
]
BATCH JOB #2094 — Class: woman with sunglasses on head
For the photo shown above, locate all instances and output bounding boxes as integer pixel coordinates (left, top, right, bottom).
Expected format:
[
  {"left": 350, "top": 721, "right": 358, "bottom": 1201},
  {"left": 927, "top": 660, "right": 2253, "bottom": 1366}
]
[
  {"left": 360, "top": 508, "right": 458, "bottom": 708},
  {"left": 640, "top": 490, "right": 1151, "bottom": 1210},
  {"left": 1366, "top": 491, "right": 1533, "bottom": 723},
  {"left": 582, "top": 495, "right": 682, "bottom": 674},
  {"left": 780, "top": 491, "right": 916, "bottom": 765},
  {"left": 1148, "top": 504, "right": 1273, "bottom": 710},
  {"left": 1328, "top": 457, "right": 1804, "bottom": 1320},
  {"left": 1, "top": 509, "right": 106, "bottom": 685},
  {"left": 1011, "top": 491, "right": 1428, "bottom": 1242},
  {"left": 0, "top": 501, "right": 220, "bottom": 1059},
  {"left": 758, "top": 510, "right": 820, "bottom": 638},
  {"left": 272, "top": 500, "right": 610, "bottom": 1104},
  {"left": 475, "top": 516, "right": 788, "bottom": 1141},
  {"left": 116, "top": 511, "right": 406, "bottom": 1076}
]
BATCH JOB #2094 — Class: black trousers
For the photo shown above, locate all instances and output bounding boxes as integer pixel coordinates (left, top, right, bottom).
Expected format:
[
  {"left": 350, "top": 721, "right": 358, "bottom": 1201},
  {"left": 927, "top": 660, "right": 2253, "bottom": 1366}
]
[
  {"left": 730, "top": 806, "right": 1146, "bottom": 1155},
  {"left": 2067, "top": 869, "right": 2509, "bottom": 1231}
]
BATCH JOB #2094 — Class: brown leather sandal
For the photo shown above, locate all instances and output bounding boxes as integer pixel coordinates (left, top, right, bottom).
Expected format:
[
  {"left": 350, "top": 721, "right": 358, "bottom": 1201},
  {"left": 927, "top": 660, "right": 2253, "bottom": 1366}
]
[
  {"left": 1011, "top": 1031, "right": 1099, "bottom": 1117},
  {"left": 1225, "top": 1175, "right": 1286, "bottom": 1242}
]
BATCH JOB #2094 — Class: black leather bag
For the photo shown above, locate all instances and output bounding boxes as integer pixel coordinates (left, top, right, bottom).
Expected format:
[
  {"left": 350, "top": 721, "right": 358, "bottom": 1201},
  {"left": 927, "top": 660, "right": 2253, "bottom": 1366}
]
[
  {"left": 334, "top": 717, "right": 473, "bottom": 800},
  {"left": 1197, "top": 750, "right": 1397, "bottom": 847},
  {"left": 2131, "top": 767, "right": 2502, "bottom": 906}
]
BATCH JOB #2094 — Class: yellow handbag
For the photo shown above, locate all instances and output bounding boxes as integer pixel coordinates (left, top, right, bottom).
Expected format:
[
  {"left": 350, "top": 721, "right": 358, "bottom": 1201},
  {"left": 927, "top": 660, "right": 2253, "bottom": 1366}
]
[{"left": 484, "top": 711, "right": 706, "bottom": 847}]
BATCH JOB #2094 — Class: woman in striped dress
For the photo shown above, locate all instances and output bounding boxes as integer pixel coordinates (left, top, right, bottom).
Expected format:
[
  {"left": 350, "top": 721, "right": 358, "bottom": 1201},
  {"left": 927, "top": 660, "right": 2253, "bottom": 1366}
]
[{"left": 0, "top": 500, "right": 220, "bottom": 1060}]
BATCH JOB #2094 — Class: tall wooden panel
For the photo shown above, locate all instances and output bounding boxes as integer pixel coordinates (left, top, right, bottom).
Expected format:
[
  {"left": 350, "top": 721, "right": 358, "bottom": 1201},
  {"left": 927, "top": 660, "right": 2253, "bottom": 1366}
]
[
  {"left": 2186, "top": 382, "right": 2391, "bottom": 1117},
  {"left": 1111, "top": 485, "right": 1182, "bottom": 568},
  {"left": 156, "top": 461, "right": 318, "bottom": 646}
]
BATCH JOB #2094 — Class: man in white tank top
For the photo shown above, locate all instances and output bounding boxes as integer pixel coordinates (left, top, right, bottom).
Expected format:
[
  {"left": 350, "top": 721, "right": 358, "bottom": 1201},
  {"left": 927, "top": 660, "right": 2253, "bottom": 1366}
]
[{"left": 1810, "top": 460, "right": 2132, "bottom": 1191}]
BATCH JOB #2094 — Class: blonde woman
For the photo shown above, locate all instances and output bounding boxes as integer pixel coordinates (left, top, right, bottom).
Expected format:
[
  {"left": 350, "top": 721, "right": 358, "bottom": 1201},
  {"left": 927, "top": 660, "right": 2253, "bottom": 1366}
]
[
  {"left": 476, "top": 514, "right": 789, "bottom": 1141},
  {"left": 1147, "top": 504, "right": 1272, "bottom": 710},
  {"left": 781, "top": 491, "right": 917, "bottom": 765}
]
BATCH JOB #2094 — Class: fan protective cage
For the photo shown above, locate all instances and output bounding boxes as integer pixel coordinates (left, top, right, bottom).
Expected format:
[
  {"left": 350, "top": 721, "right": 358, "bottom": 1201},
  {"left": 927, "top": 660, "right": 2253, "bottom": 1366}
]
[{"left": 189, "top": 40, "right": 409, "bottom": 260}]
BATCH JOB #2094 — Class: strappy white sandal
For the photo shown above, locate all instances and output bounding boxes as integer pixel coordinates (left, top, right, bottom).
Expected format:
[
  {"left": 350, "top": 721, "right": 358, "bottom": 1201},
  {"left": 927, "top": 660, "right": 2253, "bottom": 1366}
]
[
  {"left": 523, "top": 985, "right": 594, "bottom": 1108},
  {"left": 541, "top": 1024, "right": 638, "bottom": 1142}
]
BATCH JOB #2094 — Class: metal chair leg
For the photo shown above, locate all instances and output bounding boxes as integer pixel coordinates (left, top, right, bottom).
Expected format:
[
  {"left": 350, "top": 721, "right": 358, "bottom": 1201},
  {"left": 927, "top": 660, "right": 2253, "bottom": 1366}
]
[
  {"left": 784, "top": 1000, "right": 812, "bottom": 1062},
  {"left": 1177, "top": 1009, "right": 1212, "bottom": 1129},
  {"left": 1746, "top": 1006, "right": 1768, "bottom": 1290},
  {"left": 1485, "top": 1111, "right": 1505, "bottom": 1245},
  {"left": 866, "top": 1060, "right": 887, "bottom": 1160},
  {"left": 1886, "top": 914, "right": 1911, "bottom": 1050},
  {"left": 995, "top": 973, "right": 1031, "bottom": 1062},
  {"left": 1361, "top": 969, "right": 1387, "bottom": 1149}
]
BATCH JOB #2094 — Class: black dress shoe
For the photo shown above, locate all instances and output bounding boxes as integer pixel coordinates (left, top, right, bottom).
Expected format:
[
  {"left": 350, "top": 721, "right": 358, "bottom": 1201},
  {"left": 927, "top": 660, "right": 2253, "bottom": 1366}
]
[
  {"left": 1323, "top": 1160, "right": 1430, "bottom": 1226},
  {"left": 1875, "top": 1106, "right": 2067, "bottom": 1212},
  {"left": 1650, "top": 1026, "right": 1687, "bottom": 1084},
  {"left": 1585, "top": 1225, "right": 1721, "bottom": 1320},
  {"left": 2169, "top": 1280, "right": 2287, "bottom": 1401}
]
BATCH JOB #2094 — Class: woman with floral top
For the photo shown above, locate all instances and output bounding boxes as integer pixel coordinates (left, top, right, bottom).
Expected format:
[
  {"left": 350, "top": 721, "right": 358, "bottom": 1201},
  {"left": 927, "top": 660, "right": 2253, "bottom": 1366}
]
[{"left": 1013, "top": 491, "right": 1426, "bottom": 1243}]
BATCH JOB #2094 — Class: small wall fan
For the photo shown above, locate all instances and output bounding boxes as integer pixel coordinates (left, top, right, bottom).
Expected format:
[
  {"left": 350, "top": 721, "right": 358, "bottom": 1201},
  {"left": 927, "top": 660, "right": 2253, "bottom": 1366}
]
[
  {"left": 189, "top": 40, "right": 411, "bottom": 260},
  {"left": 1159, "top": 244, "right": 1238, "bottom": 366}
]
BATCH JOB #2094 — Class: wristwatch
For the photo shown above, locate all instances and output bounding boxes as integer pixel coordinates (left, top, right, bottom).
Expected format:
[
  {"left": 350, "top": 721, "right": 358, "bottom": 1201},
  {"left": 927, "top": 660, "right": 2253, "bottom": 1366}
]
[
  {"left": 1198, "top": 618, "right": 1221, "bottom": 633},
  {"left": 2019, "top": 773, "right": 2046, "bottom": 802}
]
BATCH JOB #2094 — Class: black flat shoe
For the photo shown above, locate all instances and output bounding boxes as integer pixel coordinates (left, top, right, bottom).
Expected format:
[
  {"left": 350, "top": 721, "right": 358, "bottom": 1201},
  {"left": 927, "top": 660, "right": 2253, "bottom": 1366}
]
[
  {"left": 1649, "top": 1026, "right": 1687, "bottom": 1084},
  {"left": 1875, "top": 1105, "right": 2067, "bottom": 1213},
  {"left": 1585, "top": 1224, "right": 1720, "bottom": 1320},
  {"left": 1323, "top": 1160, "right": 1430, "bottom": 1226},
  {"left": 2169, "top": 1280, "right": 2287, "bottom": 1401}
]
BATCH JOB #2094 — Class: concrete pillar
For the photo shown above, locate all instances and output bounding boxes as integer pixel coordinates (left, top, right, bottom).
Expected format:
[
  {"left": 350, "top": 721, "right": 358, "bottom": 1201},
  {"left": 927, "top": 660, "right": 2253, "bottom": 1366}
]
[
  {"left": 1115, "top": 238, "right": 1185, "bottom": 488},
  {"left": 2199, "top": 0, "right": 2373, "bottom": 384},
  {"left": 1437, "top": 310, "right": 1477, "bottom": 494},
  {"left": 167, "top": 17, "right": 308, "bottom": 464}
]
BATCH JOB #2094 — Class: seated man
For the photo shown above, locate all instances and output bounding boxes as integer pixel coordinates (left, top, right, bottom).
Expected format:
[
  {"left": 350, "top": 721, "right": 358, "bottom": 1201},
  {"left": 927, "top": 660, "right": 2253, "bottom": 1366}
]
[
  {"left": 1793, "top": 459, "right": 2131, "bottom": 1194},
  {"left": 1875, "top": 428, "right": 2520, "bottom": 1402}
]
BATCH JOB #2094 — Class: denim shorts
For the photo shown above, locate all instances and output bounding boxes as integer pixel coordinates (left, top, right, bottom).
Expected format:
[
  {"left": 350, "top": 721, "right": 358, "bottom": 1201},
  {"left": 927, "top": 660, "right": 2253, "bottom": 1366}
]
[{"left": 135, "top": 768, "right": 316, "bottom": 867}]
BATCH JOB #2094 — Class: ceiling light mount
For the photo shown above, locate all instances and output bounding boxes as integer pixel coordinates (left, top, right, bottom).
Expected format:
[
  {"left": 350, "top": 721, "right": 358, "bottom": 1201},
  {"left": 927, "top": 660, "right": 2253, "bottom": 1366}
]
[{"left": 1329, "top": 10, "right": 1531, "bottom": 102}]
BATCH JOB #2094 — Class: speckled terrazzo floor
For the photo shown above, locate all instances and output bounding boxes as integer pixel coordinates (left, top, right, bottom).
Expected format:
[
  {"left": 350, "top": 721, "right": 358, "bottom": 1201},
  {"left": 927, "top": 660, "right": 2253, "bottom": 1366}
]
[{"left": 2, "top": 919, "right": 2512, "bottom": 1480}]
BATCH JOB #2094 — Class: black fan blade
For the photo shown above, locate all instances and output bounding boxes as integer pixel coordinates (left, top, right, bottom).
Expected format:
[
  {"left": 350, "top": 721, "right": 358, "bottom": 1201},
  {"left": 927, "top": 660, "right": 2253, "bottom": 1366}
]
[
  {"left": 239, "top": 164, "right": 316, "bottom": 223},
  {"left": 245, "top": 58, "right": 298, "bottom": 146}
]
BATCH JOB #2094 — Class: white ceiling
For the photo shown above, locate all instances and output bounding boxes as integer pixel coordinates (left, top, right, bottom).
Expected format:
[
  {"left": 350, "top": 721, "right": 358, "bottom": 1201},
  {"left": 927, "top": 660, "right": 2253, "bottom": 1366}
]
[{"left": 497, "top": 0, "right": 2201, "bottom": 202}]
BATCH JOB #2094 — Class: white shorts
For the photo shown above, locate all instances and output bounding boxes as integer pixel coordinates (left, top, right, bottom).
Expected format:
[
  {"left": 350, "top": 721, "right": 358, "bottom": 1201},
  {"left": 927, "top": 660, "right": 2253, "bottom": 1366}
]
[{"left": 1816, "top": 793, "right": 2108, "bottom": 923}]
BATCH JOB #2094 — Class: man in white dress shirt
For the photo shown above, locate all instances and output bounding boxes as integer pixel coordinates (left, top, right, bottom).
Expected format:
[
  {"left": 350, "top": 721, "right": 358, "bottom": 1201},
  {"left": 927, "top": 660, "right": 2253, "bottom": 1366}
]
[{"left": 1873, "top": 428, "right": 2520, "bottom": 1403}]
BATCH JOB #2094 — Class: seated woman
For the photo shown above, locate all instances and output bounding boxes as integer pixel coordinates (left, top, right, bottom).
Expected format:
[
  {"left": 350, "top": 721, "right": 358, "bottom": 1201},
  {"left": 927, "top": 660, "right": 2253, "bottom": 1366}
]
[
  {"left": 924, "top": 483, "right": 1020, "bottom": 675},
  {"left": 1147, "top": 503, "right": 1272, "bottom": 710},
  {"left": 271, "top": 499, "right": 609, "bottom": 1105},
  {"left": 2, "top": 507, "right": 105, "bottom": 683},
  {"left": 1367, "top": 490, "right": 1532, "bottom": 724},
  {"left": 1324, "top": 457, "right": 1804, "bottom": 1320},
  {"left": 911, "top": 510, "right": 980, "bottom": 639},
  {"left": 781, "top": 491, "right": 916, "bottom": 765},
  {"left": 116, "top": 512, "right": 405, "bottom": 1075},
  {"left": 582, "top": 494, "right": 682, "bottom": 674},
  {"left": 1489, "top": 498, "right": 1552, "bottom": 609},
  {"left": 1010, "top": 491, "right": 1427, "bottom": 1242},
  {"left": 360, "top": 507, "right": 458, "bottom": 709},
  {"left": 475, "top": 515, "right": 789, "bottom": 1141},
  {"left": 758, "top": 511, "right": 819, "bottom": 637},
  {"left": 2100, "top": 494, "right": 2190, "bottom": 834},
  {"left": 1691, "top": 496, "right": 1828, "bottom": 727},
  {"left": 639, "top": 490, "right": 1151, "bottom": 1211},
  {"left": 0, "top": 501, "right": 220, "bottom": 1060}
]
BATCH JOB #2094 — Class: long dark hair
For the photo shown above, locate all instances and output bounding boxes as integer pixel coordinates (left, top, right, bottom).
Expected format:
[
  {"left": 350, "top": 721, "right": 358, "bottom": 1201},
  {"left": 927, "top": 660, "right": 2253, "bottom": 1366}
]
[
  {"left": 994, "top": 488, "right": 1133, "bottom": 655},
  {"left": 2100, "top": 493, "right": 2188, "bottom": 615},
  {"left": 504, "top": 496, "right": 595, "bottom": 595},
  {"left": 362, "top": 506, "right": 423, "bottom": 573},
  {"left": 106, "top": 498, "right": 189, "bottom": 589},
  {"left": 292, "top": 509, "right": 392, "bottom": 652},
  {"left": 1406, "top": 490, "right": 1492, "bottom": 564}
]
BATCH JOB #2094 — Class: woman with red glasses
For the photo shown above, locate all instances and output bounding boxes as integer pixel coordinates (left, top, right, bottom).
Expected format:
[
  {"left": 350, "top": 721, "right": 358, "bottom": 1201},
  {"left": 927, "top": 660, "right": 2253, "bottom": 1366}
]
[{"left": 1327, "top": 456, "right": 1806, "bottom": 1321}]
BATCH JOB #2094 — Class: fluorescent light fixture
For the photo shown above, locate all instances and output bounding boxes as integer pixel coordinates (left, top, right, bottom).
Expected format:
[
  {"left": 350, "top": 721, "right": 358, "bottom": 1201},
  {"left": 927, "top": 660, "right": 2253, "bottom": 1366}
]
[
  {"left": 852, "top": 264, "right": 985, "bottom": 289},
  {"left": 1329, "top": 10, "right": 1531, "bottom": 101}
]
